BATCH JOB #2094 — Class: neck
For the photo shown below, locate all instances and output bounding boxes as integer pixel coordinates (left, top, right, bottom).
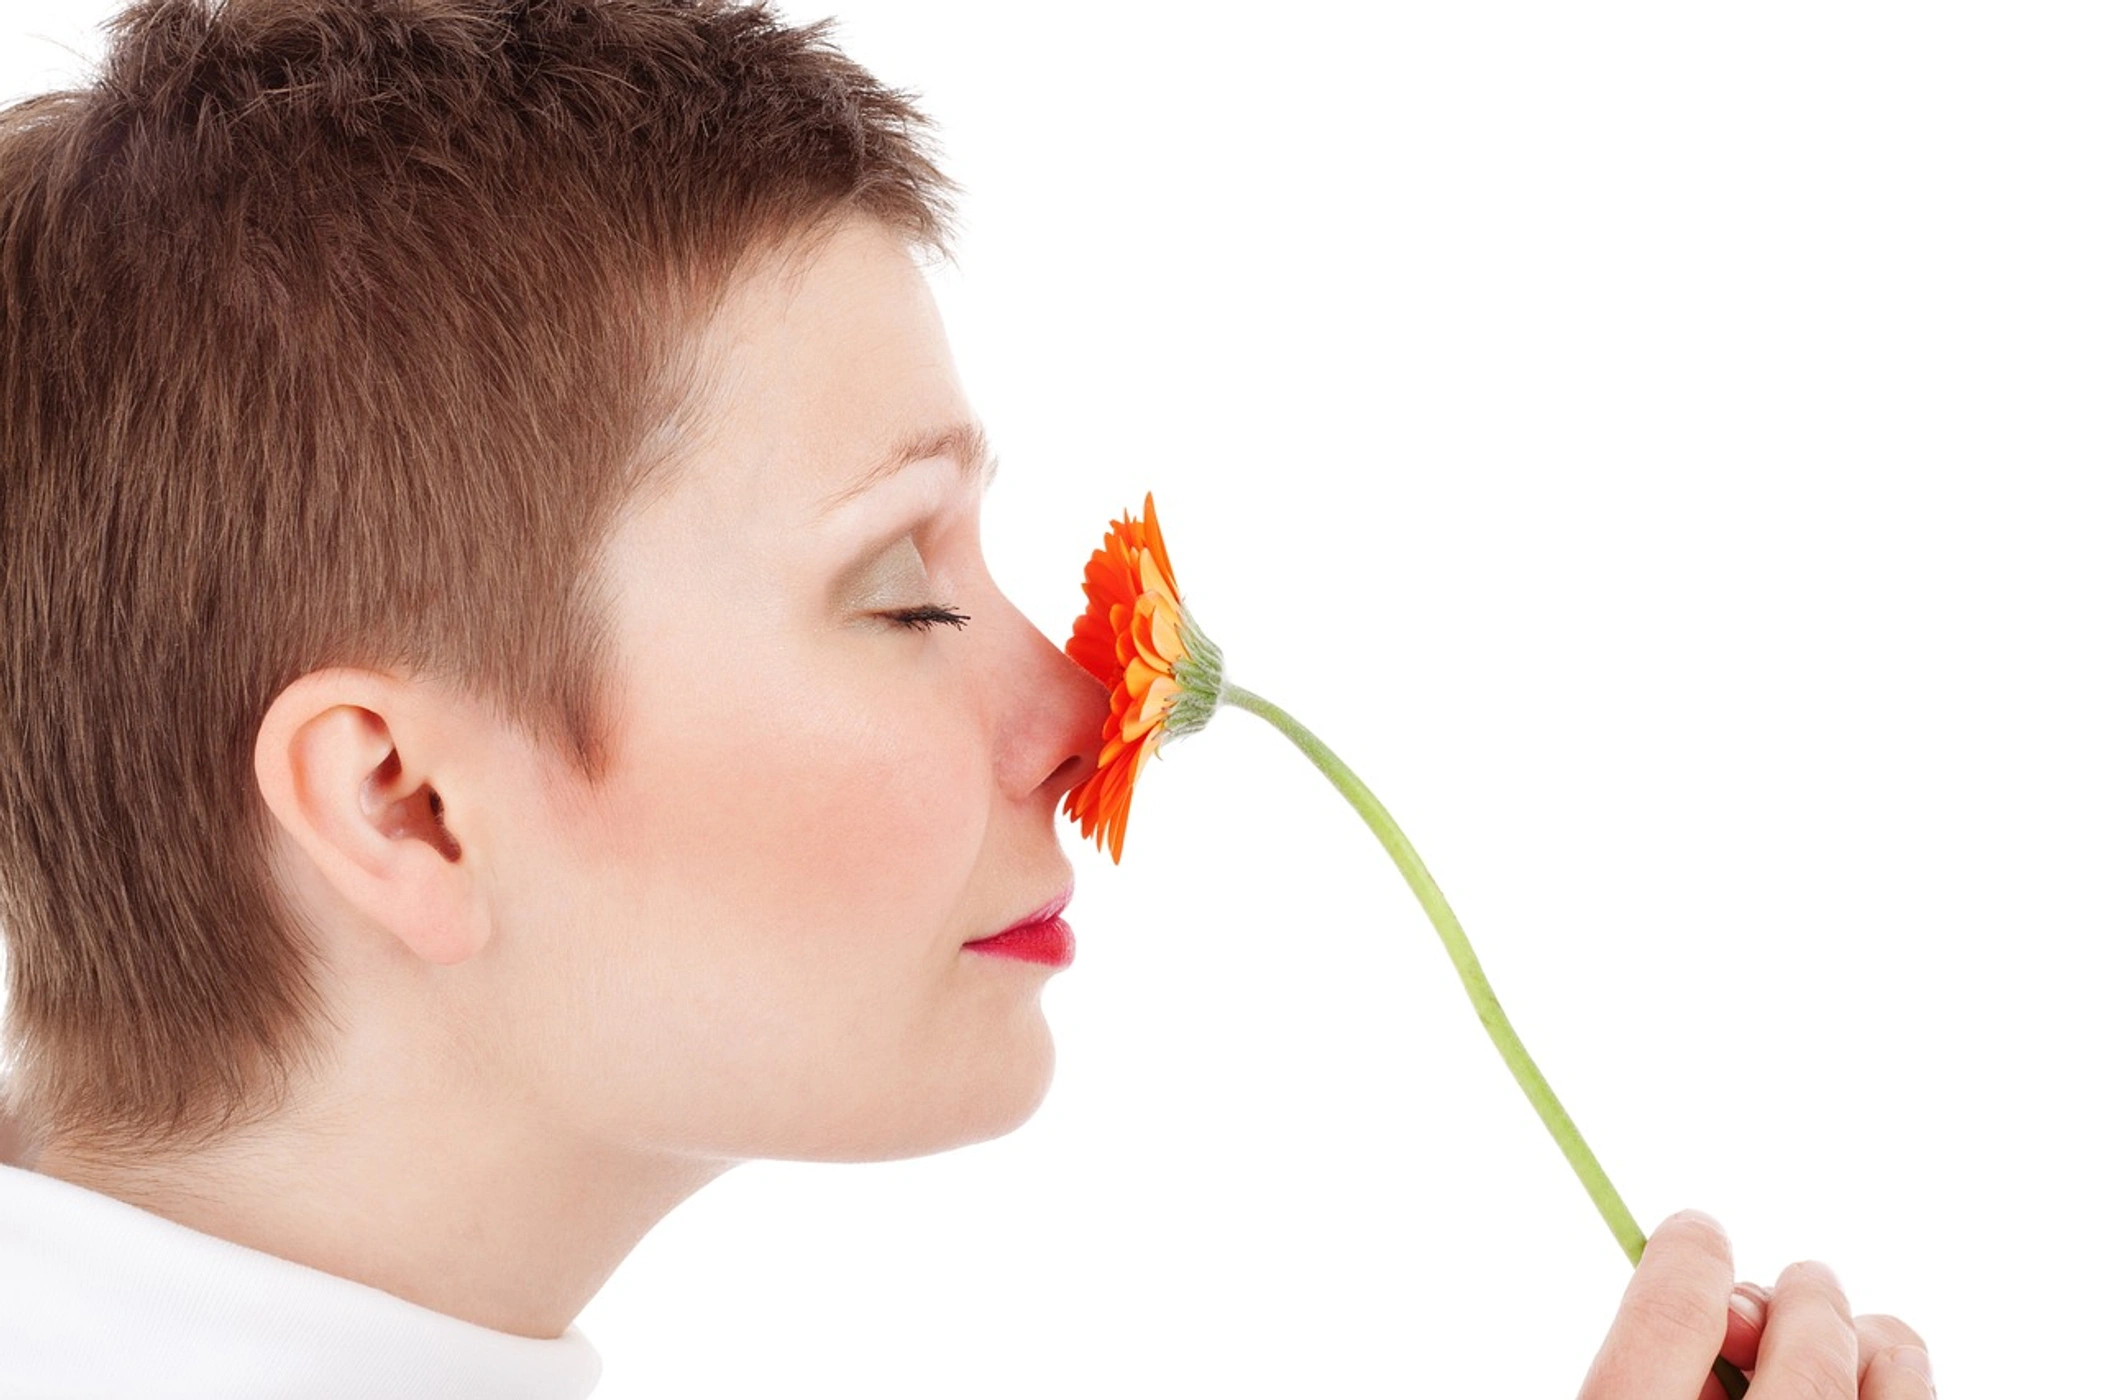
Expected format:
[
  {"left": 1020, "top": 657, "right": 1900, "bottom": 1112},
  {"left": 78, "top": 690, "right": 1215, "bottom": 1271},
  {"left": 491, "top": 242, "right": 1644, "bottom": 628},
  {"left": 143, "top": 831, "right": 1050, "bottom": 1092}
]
[
  {"left": 31, "top": 1077, "right": 729, "bottom": 1339},
  {"left": 0, "top": 1096, "right": 29, "bottom": 1170}
]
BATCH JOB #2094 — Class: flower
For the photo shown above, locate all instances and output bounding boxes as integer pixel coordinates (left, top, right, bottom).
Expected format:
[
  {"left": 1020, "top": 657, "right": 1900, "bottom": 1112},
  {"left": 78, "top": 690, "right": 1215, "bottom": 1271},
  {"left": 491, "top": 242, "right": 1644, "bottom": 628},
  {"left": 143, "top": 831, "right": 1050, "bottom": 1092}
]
[
  {"left": 1062, "top": 494, "right": 1222, "bottom": 862},
  {"left": 1056, "top": 495, "right": 1741, "bottom": 1395}
]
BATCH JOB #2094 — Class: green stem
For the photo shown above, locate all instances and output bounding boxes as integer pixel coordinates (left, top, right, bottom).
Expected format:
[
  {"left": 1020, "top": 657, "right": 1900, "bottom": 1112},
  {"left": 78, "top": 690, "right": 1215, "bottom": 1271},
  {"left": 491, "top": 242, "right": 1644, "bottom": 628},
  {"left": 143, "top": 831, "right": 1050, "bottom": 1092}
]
[
  {"left": 1219, "top": 683, "right": 1748, "bottom": 1399},
  {"left": 1222, "top": 682, "right": 1643, "bottom": 1261}
]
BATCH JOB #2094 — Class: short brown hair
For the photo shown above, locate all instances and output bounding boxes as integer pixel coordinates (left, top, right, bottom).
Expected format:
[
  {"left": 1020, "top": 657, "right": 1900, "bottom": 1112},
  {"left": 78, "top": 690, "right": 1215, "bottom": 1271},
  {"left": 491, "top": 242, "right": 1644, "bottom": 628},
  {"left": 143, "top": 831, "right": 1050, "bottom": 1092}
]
[{"left": 0, "top": 0, "right": 951, "bottom": 1155}]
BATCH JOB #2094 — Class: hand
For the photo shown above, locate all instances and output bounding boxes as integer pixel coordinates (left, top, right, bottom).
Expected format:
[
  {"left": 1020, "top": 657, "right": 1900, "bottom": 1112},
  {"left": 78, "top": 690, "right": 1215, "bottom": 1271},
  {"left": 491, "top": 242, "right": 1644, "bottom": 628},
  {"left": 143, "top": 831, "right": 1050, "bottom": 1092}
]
[{"left": 1577, "top": 1210, "right": 1934, "bottom": 1399}]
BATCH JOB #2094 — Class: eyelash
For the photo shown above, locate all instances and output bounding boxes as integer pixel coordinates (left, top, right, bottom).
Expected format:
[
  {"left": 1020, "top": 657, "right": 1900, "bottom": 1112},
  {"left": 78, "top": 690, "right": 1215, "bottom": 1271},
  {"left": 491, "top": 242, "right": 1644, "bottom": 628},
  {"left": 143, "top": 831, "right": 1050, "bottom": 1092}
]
[{"left": 880, "top": 603, "right": 972, "bottom": 632}]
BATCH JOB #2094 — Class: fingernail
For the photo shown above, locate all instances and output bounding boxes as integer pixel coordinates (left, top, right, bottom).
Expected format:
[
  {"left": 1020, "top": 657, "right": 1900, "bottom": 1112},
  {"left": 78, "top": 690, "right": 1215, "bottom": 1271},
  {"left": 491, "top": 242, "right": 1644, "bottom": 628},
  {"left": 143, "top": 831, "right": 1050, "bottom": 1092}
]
[
  {"left": 1726, "top": 1284, "right": 1768, "bottom": 1331},
  {"left": 1889, "top": 1346, "right": 1933, "bottom": 1384}
]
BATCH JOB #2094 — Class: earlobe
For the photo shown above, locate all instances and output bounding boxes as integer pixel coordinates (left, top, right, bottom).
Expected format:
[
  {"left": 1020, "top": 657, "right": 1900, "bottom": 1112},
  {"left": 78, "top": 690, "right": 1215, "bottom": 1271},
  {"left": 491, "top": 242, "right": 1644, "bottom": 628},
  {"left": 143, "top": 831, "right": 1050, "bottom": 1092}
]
[{"left": 254, "top": 671, "right": 491, "bottom": 967}]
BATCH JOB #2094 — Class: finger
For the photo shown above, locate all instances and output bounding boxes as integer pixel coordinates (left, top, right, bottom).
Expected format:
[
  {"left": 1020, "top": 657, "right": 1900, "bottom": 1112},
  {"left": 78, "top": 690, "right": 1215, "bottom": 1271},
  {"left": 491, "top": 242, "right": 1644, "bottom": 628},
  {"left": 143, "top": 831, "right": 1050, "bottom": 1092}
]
[
  {"left": 1721, "top": 1283, "right": 1771, "bottom": 1372},
  {"left": 1578, "top": 1210, "right": 1734, "bottom": 1400},
  {"left": 1854, "top": 1315, "right": 1926, "bottom": 1384},
  {"left": 1700, "top": 1283, "right": 1769, "bottom": 1400},
  {"left": 1861, "top": 1344, "right": 1934, "bottom": 1400},
  {"left": 1745, "top": 1261, "right": 1856, "bottom": 1400}
]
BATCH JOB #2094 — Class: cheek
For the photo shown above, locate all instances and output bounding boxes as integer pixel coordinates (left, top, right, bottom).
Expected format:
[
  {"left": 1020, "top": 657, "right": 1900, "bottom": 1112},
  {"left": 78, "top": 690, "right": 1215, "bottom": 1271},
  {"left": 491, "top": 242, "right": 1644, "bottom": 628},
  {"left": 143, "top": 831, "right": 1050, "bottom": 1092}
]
[
  {"left": 660, "top": 681, "right": 985, "bottom": 936},
  {"left": 493, "top": 646, "right": 1020, "bottom": 1157}
]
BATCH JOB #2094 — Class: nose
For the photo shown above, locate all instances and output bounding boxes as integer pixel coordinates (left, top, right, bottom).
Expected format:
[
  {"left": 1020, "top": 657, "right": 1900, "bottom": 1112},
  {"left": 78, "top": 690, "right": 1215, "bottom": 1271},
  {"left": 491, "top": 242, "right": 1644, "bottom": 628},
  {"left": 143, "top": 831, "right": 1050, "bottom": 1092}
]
[{"left": 990, "top": 595, "right": 1111, "bottom": 805}]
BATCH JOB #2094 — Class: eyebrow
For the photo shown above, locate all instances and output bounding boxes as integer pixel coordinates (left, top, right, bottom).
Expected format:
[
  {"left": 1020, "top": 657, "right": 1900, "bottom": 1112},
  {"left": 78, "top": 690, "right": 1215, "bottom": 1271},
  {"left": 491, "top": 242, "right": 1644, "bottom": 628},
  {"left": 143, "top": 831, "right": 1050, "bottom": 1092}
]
[{"left": 823, "top": 420, "right": 997, "bottom": 511}]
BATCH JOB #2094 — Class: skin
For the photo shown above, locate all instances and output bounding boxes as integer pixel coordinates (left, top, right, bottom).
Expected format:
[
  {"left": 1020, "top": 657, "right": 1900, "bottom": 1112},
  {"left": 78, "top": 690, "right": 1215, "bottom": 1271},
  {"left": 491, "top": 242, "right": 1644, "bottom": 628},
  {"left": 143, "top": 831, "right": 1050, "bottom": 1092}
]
[
  {"left": 1581, "top": 1212, "right": 1935, "bottom": 1399},
  {"left": 17, "top": 219, "right": 1931, "bottom": 1391},
  {"left": 31, "top": 217, "right": 1107, "bottom": 1338}
]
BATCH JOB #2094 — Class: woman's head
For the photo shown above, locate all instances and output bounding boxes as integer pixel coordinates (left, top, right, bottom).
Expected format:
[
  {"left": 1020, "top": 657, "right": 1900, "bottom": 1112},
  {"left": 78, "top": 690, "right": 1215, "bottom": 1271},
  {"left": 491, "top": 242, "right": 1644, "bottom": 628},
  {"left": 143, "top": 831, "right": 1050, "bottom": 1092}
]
[
  {"left": 1, "top": 0, "right": 1096, "bottom": 1163},
  {"left": 250, "top": 216, "right": 1105, "bottom": 1167}
]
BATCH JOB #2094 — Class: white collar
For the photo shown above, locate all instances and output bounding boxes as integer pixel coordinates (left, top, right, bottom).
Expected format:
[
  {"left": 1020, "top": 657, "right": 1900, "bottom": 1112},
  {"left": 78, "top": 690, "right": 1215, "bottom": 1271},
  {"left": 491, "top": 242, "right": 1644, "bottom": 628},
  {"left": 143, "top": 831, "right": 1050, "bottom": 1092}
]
[{"left": 0, "top": 1161, "right": 602, "bottom": 1399}]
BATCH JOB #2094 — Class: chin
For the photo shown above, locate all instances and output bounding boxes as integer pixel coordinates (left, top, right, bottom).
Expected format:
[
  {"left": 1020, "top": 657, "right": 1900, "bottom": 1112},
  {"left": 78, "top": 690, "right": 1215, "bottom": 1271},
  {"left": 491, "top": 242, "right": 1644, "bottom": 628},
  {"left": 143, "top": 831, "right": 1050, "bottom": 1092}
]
[
  {"left": 960, "top": 1002, "right": 1058, "bottom": 1140},
  {"left": 837, "top": 1017, "right": 1058, "bottom": 1164},
  {"left": 959, "top": 1037, "right": 1057, "bottom": 1149}
]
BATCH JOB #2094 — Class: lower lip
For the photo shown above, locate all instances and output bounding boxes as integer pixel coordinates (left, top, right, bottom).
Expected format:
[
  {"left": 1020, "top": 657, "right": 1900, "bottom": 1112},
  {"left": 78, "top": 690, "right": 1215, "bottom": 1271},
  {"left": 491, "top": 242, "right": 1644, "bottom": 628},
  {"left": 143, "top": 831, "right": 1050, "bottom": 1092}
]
[{"left": 963, "top": 917, "right": 1075, "bottom": 969}]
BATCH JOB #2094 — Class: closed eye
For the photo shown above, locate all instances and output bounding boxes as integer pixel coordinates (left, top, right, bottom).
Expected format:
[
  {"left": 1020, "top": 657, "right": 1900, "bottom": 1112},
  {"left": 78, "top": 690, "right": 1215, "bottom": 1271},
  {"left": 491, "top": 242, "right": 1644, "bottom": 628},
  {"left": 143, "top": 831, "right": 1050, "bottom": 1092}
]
[{"left": 880, "top": 604, "right": 971, "bottom": 632}]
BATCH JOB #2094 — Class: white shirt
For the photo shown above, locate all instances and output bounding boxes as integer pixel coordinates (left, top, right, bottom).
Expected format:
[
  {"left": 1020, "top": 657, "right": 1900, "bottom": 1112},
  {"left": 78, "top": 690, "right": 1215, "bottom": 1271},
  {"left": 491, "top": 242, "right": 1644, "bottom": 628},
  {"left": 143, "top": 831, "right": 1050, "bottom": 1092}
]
[{"left": 0, "top": 1161, "right": 602, "bottom": 1399}]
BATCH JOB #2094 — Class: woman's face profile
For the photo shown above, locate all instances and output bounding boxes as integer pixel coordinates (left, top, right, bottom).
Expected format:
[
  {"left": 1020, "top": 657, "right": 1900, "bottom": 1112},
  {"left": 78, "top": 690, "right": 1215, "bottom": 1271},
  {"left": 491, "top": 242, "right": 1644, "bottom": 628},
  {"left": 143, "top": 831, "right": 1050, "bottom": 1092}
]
[{"left": 469, "top": 217, "right": 1108, "bottom": 1166}]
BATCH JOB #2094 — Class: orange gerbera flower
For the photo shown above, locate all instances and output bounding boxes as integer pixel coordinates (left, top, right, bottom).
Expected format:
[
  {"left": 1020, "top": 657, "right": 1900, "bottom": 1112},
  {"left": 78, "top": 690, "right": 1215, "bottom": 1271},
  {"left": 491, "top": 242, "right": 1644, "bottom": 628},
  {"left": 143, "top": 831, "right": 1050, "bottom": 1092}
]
[
  {"left": 1063, "top": 495, "right": 1223, "bottom": 862},
  {"left": 1056, "top": 495, "right": 1733, "bottom": 1395}
]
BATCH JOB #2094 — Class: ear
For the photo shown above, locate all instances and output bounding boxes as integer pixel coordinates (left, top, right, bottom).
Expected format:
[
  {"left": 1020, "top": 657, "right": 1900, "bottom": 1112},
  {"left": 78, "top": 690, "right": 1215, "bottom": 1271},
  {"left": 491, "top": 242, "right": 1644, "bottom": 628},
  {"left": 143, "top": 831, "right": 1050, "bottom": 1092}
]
[{"left": 254, "top": 669, "right": 492, "bottom": 967}]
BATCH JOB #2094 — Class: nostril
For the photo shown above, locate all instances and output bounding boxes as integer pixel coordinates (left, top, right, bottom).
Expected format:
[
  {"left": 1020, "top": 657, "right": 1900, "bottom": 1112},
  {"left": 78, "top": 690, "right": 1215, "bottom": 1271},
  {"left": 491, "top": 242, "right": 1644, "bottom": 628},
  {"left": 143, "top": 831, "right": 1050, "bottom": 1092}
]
[{"left": 1041, "top": 750, "right": 1093, "bottom": 798}]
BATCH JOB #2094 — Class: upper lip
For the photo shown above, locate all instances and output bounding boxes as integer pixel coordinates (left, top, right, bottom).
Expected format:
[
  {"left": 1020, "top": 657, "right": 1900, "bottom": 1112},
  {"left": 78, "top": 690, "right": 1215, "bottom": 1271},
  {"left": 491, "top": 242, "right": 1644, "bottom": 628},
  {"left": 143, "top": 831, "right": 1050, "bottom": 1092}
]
[{"left": 969, "top": 882, "right": 1073, "bottom": 942}]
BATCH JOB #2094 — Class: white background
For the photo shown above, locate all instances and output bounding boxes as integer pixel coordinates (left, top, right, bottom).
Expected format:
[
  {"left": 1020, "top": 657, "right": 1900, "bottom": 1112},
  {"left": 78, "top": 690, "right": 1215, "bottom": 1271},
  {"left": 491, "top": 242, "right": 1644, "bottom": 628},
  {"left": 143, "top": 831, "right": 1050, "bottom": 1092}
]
[{"left": 5, "top": 1, "right": 2097, "bottom": 1395}]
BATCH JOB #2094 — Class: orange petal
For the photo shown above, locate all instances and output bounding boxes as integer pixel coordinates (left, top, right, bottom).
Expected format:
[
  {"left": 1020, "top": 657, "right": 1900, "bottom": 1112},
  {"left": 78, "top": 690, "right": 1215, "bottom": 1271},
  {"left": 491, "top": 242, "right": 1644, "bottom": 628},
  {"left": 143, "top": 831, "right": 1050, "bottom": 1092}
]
[
  {"left": 1130, "top": 595, "right": 1186, "bottom": 673},
  {"left": 1061, "top": 494, "right": 1194, "bottom": 863},
  {"left": 1139, "top": 494, "right": 1180, "bottom": 599}
]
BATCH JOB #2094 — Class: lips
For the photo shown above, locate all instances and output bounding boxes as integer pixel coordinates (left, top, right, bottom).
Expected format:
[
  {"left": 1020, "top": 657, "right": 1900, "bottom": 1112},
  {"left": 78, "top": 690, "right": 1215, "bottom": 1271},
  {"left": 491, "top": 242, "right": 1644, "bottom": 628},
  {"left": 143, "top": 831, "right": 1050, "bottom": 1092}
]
[{"left": 964, "top": 890, "right": 1075, "bottom": 969}]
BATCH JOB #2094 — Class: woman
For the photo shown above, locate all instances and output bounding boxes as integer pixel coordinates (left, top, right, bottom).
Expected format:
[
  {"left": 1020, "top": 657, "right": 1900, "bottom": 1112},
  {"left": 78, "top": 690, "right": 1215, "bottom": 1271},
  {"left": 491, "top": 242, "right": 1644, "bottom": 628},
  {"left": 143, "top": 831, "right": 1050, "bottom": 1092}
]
[{"left": 0, "top": 2, "right": 1928, "bottom": 1395}]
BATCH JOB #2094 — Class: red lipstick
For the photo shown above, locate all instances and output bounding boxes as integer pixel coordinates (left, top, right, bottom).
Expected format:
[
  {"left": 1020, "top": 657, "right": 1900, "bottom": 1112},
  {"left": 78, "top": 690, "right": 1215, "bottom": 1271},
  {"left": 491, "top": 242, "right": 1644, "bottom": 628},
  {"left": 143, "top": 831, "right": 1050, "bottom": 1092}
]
[{"left": 964, "top": 893, "right": 1075, "bottom": 969}]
